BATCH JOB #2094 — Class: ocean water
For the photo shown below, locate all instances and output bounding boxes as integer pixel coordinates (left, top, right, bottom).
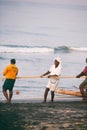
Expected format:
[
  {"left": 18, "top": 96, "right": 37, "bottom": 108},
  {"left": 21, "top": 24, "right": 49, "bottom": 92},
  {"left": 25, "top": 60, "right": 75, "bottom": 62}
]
[{"left": 0, "top": 0, "right": 87, "bottom": 101}]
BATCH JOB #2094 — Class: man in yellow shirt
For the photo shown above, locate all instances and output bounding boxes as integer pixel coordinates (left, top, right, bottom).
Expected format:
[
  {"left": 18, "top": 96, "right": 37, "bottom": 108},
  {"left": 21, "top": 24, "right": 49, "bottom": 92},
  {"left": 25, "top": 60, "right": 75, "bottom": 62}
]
[{"left": 2, "top": 59, "right": 18, "bottom": 103}]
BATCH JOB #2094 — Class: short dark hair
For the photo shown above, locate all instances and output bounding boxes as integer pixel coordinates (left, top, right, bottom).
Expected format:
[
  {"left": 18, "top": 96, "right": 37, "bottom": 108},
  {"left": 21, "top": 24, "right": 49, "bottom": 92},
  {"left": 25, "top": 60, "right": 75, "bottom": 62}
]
[{"left": 10, "top": 59, "right": 16, "bottom": 64}]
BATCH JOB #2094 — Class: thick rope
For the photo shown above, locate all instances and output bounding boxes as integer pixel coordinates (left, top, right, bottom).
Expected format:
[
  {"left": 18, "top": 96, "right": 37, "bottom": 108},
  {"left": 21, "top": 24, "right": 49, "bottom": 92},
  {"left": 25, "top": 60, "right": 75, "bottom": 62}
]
[{"left": 0, "top": 75, "right": 86, "bottom": 80}]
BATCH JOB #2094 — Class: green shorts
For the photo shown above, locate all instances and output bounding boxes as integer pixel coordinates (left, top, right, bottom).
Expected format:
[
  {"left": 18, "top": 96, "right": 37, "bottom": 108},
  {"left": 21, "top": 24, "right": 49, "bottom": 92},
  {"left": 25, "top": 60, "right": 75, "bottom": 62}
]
[
  {"left": 79, "top": 79, "right": 87, "bottom": 89},
  {"left": 3, "top": 79, "right": 15, "bottom": 91}
]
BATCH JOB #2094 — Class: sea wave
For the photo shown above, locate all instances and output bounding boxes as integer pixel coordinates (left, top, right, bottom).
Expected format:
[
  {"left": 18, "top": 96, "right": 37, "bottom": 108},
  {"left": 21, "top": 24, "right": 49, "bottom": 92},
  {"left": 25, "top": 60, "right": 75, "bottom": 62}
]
[
  {"left": 69, "top": 47, "right": 87, "bottom": 51},
  {"left": 0, "top": 45, "right": 87, "bottom": 53},
  {"left": 55, "top": 46, "right": 87, "bottom": 53},
  {"left": 0, "top": 45, "right": 54, "bottom": 53}
]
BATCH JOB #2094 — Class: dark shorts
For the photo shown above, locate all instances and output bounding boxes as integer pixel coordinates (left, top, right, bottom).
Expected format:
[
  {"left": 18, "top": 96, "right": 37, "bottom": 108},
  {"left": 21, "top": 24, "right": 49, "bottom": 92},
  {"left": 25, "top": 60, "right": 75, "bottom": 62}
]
[
  {"left": 79, "top": 79, "right": 87, "bottom": 89},
  {"left": 3, "top": 79, "right": 15, "bottom": 91}
]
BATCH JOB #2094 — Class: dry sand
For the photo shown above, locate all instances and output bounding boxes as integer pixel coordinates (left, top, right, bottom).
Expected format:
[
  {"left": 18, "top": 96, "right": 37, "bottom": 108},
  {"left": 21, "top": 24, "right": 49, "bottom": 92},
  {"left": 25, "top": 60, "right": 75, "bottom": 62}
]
[{"left": 0, "top": 99, "right": 87, "bottom": 130}]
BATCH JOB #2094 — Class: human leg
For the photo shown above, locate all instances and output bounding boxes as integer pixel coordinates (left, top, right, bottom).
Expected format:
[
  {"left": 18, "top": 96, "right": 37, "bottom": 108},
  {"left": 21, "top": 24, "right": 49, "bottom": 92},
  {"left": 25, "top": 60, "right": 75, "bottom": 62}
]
[
  {"left": 8, "top": 90, "right": 13, "bottom": 103},
  {"left": 43, "top": 88, "right": 49, "bottom": 102},
  {"left": 3, "top": 89, "right": 9, "bottom": 102},
  {"left": 85, "top": 89, "right": 87, "bottom": 100},
  {"left": 79, "top": 79, "right": 87, "bottom": 100},
  {"left": 51, "top": 91, "right": 54, "bottom": 102},
  {"left": 79, "top": 87, "right": 85, "bottom": 100}
]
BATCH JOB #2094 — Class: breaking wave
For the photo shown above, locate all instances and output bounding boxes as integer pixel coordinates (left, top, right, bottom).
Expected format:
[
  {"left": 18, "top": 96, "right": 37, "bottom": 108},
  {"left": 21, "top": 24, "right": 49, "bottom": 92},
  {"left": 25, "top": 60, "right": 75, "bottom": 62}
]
[
  {"left": 0, "top": 45, "right": 54, "bottom": 53},
  {"left": 0, "top": 45, "right": 87, "bottom": 53}
]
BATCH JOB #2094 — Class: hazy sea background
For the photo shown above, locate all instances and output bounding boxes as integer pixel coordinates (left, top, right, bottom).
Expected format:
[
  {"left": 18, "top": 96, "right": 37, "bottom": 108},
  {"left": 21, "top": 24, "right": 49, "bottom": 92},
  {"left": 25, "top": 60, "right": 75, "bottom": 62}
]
[{"left": 0, "top": 0, "right": 87, "bottom": 101}]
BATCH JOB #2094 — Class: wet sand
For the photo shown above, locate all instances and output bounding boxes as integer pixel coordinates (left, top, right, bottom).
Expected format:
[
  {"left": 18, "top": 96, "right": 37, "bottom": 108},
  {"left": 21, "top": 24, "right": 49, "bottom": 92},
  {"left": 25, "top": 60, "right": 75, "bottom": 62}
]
[{"left": 0, "top": 100, "right": 87, "bottom": 130}]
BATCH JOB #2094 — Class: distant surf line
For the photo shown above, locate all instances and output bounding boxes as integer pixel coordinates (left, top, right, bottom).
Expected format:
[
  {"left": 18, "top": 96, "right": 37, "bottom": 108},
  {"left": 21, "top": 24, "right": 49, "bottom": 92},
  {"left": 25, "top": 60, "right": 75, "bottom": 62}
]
[{"left": 0, "top": 45, "right": 87, "bottom": 53}]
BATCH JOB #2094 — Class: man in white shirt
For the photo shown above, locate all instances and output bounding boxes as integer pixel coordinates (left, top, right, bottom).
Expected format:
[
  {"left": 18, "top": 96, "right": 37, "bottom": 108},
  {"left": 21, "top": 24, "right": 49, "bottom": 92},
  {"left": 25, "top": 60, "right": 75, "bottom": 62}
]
[{"left": 41, "top": 57, "right": 62, "bottom": 103}]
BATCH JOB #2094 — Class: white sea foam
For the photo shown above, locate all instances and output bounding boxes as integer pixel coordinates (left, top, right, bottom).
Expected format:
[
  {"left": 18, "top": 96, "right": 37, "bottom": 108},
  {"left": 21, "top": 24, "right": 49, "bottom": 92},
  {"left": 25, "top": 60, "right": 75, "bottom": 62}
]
[
  {"left": 0, "top": 46, "right": 87, "bottom": 53},
  {"left": 0, "top": 46, "right": 54, "bottom": 53},
  {"left": 70, "top": 47, "right": 87, "bottom": 51}
]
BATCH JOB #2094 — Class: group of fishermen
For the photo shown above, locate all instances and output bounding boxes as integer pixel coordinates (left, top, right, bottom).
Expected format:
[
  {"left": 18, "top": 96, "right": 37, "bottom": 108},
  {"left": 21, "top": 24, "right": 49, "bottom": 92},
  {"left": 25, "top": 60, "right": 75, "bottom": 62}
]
[{"left": 2, "top": 57, "right": 87, "bottom": 103}]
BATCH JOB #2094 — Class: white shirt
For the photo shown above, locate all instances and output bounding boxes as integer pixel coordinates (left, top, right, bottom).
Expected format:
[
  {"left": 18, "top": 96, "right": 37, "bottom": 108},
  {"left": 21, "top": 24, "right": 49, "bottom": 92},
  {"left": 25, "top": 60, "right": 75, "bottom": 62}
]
[
  {"left": 49, "top": 64, "right": 61, "bottom": 76},
  {"left": 47, "top": 64, "right": 62, "bottom": 90}
]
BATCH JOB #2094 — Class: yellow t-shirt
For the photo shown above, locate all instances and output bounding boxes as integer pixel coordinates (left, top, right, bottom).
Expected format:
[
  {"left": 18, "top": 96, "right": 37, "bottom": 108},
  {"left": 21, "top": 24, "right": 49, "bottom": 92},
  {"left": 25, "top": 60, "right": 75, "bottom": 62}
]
[{"left": 3, "top": 64, "right": 18, "bottom": 79}]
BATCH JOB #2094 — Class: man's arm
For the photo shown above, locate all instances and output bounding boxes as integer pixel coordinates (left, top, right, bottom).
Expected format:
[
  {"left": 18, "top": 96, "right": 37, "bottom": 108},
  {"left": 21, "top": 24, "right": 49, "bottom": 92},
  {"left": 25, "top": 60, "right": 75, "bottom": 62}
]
[
  {"left": 76, "top": 66, "right": 87, "bottom": 78},
  {"left": 76, "top": 72, "right": 84, "bottom": 78},
  {"left": 41, "top": 71, "right": 50, "bottom": 78}
]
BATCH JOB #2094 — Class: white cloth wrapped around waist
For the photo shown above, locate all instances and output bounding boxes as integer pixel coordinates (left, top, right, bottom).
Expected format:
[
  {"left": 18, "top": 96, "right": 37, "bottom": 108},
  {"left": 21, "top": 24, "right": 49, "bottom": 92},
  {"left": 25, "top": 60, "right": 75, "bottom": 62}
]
[
  {"left": 50, "top": 78, "right": 58, "bottom": 84},
  {"left": 47, "top": 78, "right": 59, "bottom": 91}
]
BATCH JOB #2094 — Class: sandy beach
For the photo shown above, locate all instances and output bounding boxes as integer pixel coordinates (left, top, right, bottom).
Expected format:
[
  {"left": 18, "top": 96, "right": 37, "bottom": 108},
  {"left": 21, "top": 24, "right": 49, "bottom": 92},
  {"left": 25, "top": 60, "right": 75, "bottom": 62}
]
[
  {"left": 0, "top": 1, "right": 87, "bottom": 129},
  {"left": 0, "top": 99, "right": 87, "bottom": 130}
]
